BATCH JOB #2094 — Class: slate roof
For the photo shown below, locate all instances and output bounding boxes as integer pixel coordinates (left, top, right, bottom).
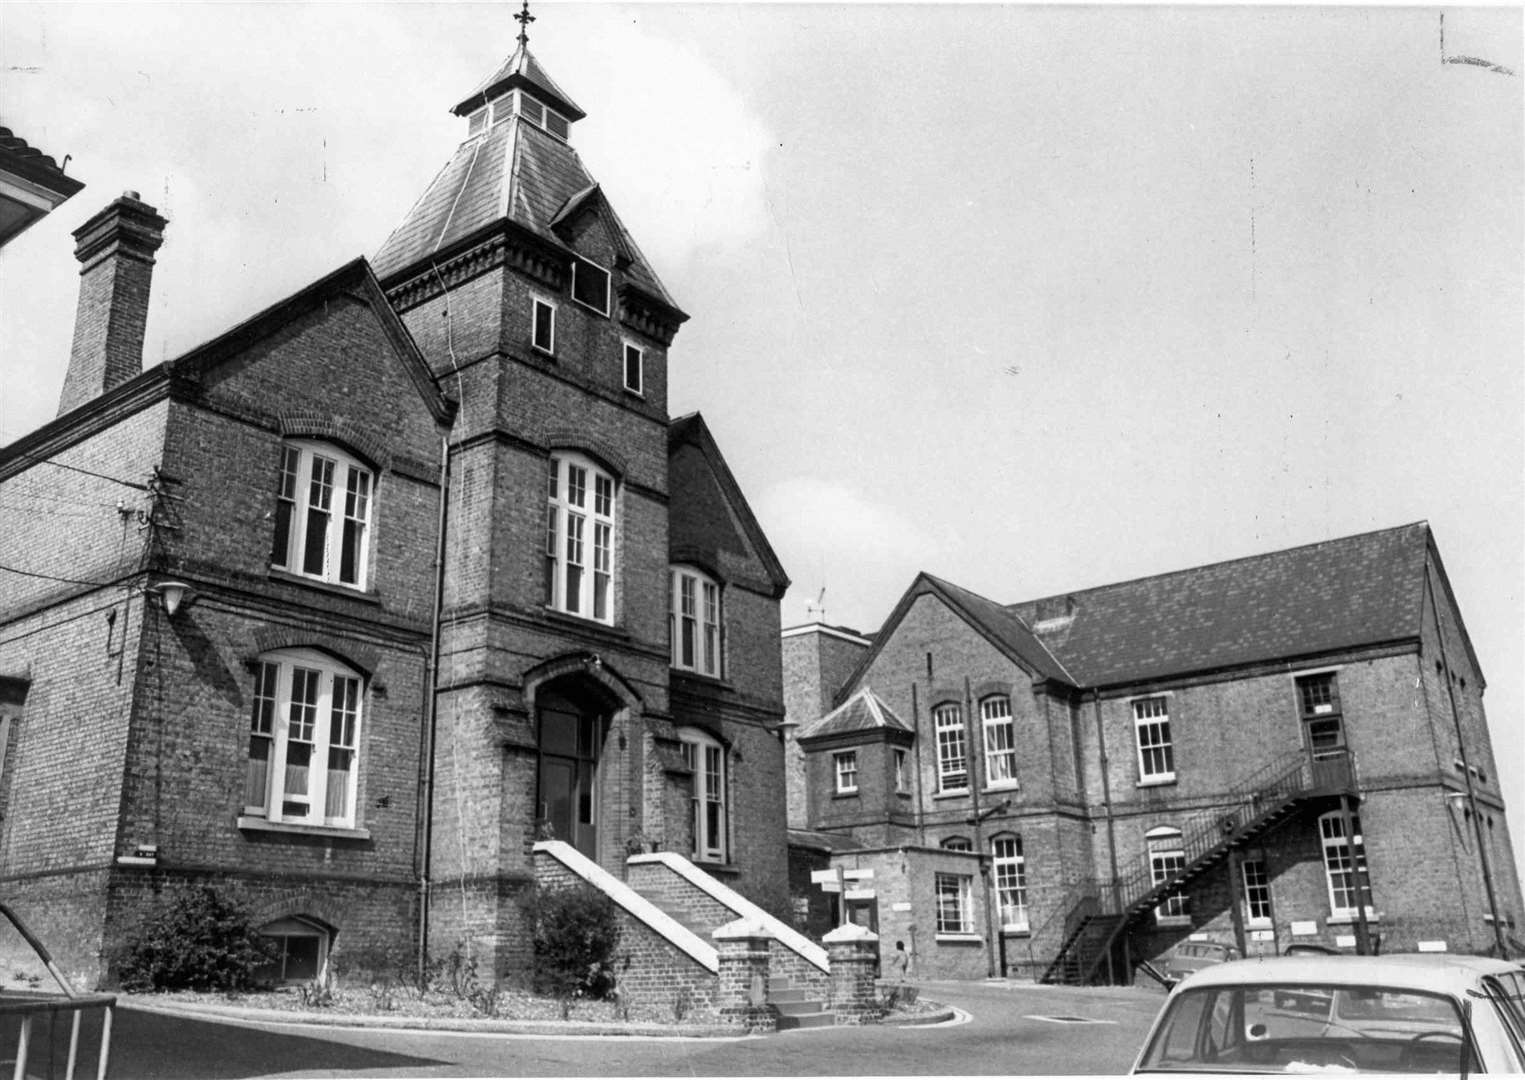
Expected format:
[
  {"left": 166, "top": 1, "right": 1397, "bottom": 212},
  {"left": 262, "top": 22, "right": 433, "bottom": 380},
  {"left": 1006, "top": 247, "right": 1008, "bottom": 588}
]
[
  {"left": 1006, "top": 522, "right": 1435, "bottom": 688},
  {"left": 372, "top": 53, "right": 679, "bottom": 315},
  {"left": 799, "top": 687, "right": 912, "bottom": 741},
  {"left": 452, "top": 43, "right": 584, "bottom": 120},
  {"left": 918, "top": 574, "right": 1073, "bottom": 684}
]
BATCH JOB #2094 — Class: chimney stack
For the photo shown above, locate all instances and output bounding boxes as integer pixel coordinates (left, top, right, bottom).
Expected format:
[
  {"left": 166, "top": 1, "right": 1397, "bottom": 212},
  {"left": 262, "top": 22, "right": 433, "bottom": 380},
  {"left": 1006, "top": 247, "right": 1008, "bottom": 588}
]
[{"left": 57, "top": 191, "right": 167, "bottom": 416}]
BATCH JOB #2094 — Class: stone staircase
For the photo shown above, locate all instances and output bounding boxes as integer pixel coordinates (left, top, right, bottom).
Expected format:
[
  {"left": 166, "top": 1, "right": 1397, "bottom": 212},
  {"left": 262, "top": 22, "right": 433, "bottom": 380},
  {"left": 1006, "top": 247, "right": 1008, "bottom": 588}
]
[{"left": 767, "top": 975, "right": 833, "bottom": 1030}]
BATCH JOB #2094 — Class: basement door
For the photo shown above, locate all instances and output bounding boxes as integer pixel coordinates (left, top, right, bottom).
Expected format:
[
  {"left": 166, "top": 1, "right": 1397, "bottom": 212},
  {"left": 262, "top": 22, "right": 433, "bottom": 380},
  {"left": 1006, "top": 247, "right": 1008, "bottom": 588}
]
[{"left": 536, "top": 693, "right": 600, "bottom": 860}]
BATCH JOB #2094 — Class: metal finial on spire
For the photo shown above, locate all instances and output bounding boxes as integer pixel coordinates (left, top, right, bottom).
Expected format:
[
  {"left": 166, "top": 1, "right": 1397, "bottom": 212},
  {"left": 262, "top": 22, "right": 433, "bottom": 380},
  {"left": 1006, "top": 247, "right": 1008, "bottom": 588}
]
[{"left": 514, "top": 0, "right": 535, "bottom": 47}]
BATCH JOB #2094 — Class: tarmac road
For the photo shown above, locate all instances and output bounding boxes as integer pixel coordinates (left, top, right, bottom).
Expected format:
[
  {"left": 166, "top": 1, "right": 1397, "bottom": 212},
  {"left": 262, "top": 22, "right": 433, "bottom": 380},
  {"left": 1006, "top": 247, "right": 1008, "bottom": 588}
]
[{"left": 106, "top": 978, "right": 1167, "bottom": 1078}]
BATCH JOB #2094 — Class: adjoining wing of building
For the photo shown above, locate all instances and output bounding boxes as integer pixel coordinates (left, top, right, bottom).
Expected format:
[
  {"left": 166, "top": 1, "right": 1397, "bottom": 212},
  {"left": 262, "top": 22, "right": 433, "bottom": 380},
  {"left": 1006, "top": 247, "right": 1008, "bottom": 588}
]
[
  {"left": 0, "top": 31, "right": 801, "bottom": 1000},
  {"left": 782, "top": 523, "right": 1524, "bottom": 982}
]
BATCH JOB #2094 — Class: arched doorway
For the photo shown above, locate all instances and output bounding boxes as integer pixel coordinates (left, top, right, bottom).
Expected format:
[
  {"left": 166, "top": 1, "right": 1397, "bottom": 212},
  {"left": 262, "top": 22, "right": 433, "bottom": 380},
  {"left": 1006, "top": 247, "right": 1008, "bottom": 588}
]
[{"left": 535, "top": 684, "right": 608, "bottom": 860}]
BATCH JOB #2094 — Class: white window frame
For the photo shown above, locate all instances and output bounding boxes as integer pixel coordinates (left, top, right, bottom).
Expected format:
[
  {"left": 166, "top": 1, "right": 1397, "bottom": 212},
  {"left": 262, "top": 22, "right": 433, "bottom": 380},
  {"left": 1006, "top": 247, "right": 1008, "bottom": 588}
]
[
  {"left": 935, "top": 872, "right": 974, "bottom": 936},
  {"left": 545, "top": 452, "right": 616, "bottom": 624},
  {"left": 1241, "top": 851, "right": 1272, "bottom": 926},
  {"left": 680, "top": 728, "right": 727, "bottom": 863},
  {"left": 244, "top": 648, "right": 363, "bottom": 829},
  {"left": 532, "top": 296, "right": 557, "bottom": 355},
  {"left": 1319, "top": 811, "right": 1375, "bottom": 918},
  {"left": 623, "top": 340, "right": 644, "bottom": 395},
  {"left": 271, "top": 440, "right": 374, "bottom": 591},
  {"left": 893, "top": 747, "right": 910, "bottom": 794},
  {"left": 572, "top": 258, "right": 611, "bottom": 316},
  {"left": 834, "top": 750, "right": 859, "bottom": 794},
  {"left": 257, "top": 916, "right": 330, "bottom": 985},
  {"left": 981, "top": 695, "right": 1017, "bottom": 788},
  {"left": 1133, "top": 696, "right": 1175, "bottom": 784},
  {"left": 933, "top": 703, "right": 968, "bottom": 793},
  {"left": 1147, "top": 826, "right": 1189, "bottom": 922},
  {"left": 992, "top": 835, "right": 1029, "bottom": 932},
  {"left": 669, "top": 566, "right": 721, "bottom": 676}
]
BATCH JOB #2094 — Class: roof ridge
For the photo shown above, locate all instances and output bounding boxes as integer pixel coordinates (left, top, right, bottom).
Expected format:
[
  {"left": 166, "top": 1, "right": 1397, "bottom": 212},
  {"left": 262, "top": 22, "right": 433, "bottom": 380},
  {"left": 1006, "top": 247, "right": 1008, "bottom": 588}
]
[{"left": 1010, "top": 521, "right": 1432, "bottom": 611}]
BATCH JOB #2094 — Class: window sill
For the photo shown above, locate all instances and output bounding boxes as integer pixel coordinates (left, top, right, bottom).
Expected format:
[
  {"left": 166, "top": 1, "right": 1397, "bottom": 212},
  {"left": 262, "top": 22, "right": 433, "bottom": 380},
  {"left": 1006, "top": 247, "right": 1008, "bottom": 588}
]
[
  {"left": 833, "top": 790, "right": 859, "bottom": 799},
  {"left": 935, "top": 933, "right": 983, "bottom": 945},
  {"left": 268, "top": 568, "right": 380, "bottom": 605},
  {"left": 690, "top": 859, "right": 739, "bottom": 876},
  {"left": 671, "top": 668, "right": 730, "bottom": 687},
  {"left": 933, "top": 789, "right": 970, "bottom": 800},
  {"left": 538, "top": 607, "right": 628, "bottom": 639},
  {"left": 983, "top": 781, "right": 1020, "bottom": 794},
  {"left": 1245, "top": 918, "right": 1274, "bottom": 930},
  {"left": 1154, "top": 915, "right": 1193, "bottom": 927},
  {"left": 1325, "top": 912, "right": 1382, "bottom": 926},
  {"left": 1000, "top": 925, "right": 1031, "bottom": 936},
  {"left": 237, "top": 815, "right": 371, "bottom": 841},
  {"left": 1137, "top": 776, "right": 1177, "bottom": 789}
]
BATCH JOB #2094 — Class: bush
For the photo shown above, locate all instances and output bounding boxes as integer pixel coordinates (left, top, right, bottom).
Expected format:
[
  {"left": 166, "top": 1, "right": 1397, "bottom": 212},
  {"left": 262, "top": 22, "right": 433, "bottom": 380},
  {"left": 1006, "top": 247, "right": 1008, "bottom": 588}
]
[
  {"left": 115, "top": 886, "right": 278, "bottom": 992},
  {"left": 519, "top": 884, "right": 622, "bottom": 1003}
]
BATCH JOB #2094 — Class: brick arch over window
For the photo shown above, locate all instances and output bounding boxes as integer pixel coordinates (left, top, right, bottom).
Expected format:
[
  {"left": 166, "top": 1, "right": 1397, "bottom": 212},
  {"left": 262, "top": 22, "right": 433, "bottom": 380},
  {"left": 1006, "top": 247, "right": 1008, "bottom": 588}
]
[
  {"left": 973, "top": 680, "right": 1014, "bottom": 702},
  {"left": 929, "top": 687, "right": 963, "bottom": 710},
  {"left": 276, "top": 412, "right": 392, "bottom": 473},
  {"left": 542, "top": 429, "right": 628, "bottom": 480},
  {"left": 248, "top": 893, "right": 344, "bottom": 934},
  {"left": 668, "top": 546, "right": 725, "bottom": 583},
  {"left": 248, "top": 627, "right": 379, "bottom": 678}
]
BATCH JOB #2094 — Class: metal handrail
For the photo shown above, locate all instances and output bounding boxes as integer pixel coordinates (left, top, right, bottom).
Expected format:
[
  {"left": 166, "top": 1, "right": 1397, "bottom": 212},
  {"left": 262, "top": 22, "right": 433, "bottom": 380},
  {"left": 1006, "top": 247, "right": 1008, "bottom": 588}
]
[{"left": 0, "top": 901, "right": 114, "bottom": 1080}]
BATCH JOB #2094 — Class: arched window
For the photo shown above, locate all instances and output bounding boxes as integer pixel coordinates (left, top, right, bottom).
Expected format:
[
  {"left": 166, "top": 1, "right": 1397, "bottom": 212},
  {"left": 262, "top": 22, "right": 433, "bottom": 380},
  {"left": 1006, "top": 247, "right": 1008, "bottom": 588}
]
[
  {"left": 933, "top": 703, "right": 968, "bottom": 793},
  {"left": 981, "top": 695, "right": 1017, "bottom": 787},
  {"left": 1146, "top": 826, "right": 1189, "bottom": 921},
  {"left": 544, "top": 452, "right": 616, "bottom": 624},
  {"left": 271, "top": 440, "right": 374, "bottom": 589},
  {"left": 669, "top": 566, "right": 722, "bottom": 676},
  {"left": 1319, "top": 811, "right": 1373, "bottom": 917},
  {"left": 679, "top": 728, "right": 727, "bottom": 863},
  {"left": 245, "top": 648, "right": 363, "bottom": 828},
  {"left": 992, "top": 835, "right": 1029, "bottom": 931}
]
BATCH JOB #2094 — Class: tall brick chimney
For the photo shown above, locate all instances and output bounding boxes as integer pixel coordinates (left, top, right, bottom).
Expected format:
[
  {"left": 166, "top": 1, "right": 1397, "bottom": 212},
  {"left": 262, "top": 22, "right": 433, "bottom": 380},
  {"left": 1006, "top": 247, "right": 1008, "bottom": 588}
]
[{"left": 57, "top": 191, "right": 168, "bottom": 416}]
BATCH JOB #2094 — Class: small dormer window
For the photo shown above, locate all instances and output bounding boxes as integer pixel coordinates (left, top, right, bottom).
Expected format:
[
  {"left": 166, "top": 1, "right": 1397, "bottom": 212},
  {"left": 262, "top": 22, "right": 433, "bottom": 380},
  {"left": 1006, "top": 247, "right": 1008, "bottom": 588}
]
[
  {"left": 572, "top": 259, "right": 611, "bottom": 316},
  {"left": 467, "top": 108, "right": 488, "bottom": 138}
]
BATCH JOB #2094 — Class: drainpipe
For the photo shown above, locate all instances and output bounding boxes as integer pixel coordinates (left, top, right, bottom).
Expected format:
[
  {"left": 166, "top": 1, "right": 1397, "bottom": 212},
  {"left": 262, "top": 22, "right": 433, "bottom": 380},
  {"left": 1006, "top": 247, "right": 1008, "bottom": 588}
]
[
  {"left": 965, "top": 676, "right": 997, "bottom": 978},
  {"left": 1425, "top": 564, "right": 1506, "bottom": 957},
  {"left": 1092, "top": 692, "right": 1119, "bottom": 908},
  {"left": 911, "top": 682, "right": 927, "bottom": 848},
  {"left": 416, "top": 435, "right": 451, "bottom": 986}
]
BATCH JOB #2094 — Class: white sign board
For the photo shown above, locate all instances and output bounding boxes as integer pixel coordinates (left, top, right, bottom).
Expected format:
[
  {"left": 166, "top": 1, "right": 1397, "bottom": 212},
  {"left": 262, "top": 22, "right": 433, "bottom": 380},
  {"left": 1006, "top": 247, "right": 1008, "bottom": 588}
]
[
  {"left": 891, "top": 902, "right": 912, "bottom": 912},
  {"left": 810, "top": 869, "right": 839, "bottom": 884},
  {"left": 1289, "top": 921, "right": 1318, "bottom": 936},
  {"left": 1417, "top": 940, "right": 1448, "bottom": 953},
  {"left": 842, "top": 868, "right": 874, "bottom": 881},
  {"left": 844, "top": 888, "right": 876, "bottom": 901},
  {"left": 1250, "top": 930, "right": 1275, "bottom": 942},
  {"left": 1334, "top": 934, "right": 1357, "bottom": 948}
]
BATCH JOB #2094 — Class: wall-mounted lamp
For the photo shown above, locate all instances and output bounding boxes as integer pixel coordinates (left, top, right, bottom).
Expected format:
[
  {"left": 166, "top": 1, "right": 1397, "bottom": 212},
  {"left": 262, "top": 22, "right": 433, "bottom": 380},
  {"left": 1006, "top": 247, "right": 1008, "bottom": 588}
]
[
  {"left": 147, "top": 580, "right": 192, "bottom": 617},
  {"left": 773, "top": 717, "right": 799, "bottom": 743}
]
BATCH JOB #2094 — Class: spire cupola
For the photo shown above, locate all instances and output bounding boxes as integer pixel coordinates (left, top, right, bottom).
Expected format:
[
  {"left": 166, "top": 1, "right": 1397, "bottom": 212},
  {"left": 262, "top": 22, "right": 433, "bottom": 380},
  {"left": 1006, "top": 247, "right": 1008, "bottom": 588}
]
[{"left": 453, "top": 1, "right": 585, "bottom": 142}]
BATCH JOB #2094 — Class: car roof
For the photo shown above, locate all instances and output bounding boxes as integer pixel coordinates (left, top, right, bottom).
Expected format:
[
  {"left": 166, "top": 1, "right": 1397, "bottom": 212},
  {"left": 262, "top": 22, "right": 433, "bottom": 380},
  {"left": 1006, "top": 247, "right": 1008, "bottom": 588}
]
[{"left": 1173, "top": 953, "right": 1520, "bottom": 995}]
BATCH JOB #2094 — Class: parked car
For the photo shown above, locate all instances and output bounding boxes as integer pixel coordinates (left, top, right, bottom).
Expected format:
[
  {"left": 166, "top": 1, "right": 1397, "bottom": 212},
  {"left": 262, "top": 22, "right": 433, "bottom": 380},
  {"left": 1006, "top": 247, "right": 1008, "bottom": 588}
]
[
  {"left": 1161, "top": 940, "right": 1241, "bottom": 983},
  {"left": 1131, "top": 953, "right": 1525, "bottom": 1074}
]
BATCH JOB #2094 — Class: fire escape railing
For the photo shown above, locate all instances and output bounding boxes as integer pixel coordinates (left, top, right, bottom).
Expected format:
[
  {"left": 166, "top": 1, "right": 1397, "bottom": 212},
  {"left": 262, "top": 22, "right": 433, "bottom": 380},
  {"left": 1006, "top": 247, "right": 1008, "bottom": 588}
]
[
  {"left": 1033, "top": 747, "right": 1358, "bottom": 982},
  {"left": 0, "top": 901, "right": 115, "bottom": 1080}
]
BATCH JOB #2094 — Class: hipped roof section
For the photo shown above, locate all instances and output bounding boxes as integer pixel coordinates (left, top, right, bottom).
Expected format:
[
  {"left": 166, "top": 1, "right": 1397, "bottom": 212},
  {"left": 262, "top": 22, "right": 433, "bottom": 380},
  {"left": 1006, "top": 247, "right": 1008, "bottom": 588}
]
[{"left": 798, "top": 687, "right": 912, "bottom": 742}]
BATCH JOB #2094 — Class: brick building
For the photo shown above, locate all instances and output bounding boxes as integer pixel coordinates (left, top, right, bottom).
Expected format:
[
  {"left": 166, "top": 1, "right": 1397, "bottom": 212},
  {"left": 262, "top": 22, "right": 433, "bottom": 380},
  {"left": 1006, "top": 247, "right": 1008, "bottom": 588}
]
[
  {"left": 783, "top": 524, "right": 1524, "bottom": 982},
  {"left": 0, "top": 30, "right": 790, "bottom": 991}
]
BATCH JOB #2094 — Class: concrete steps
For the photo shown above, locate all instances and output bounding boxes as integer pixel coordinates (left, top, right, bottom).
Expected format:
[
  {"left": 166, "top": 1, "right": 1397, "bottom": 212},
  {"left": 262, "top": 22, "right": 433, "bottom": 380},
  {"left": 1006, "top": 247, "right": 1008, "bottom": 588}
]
[{"left": 769, "top": 975, "right": 833, "bottom": 1030}]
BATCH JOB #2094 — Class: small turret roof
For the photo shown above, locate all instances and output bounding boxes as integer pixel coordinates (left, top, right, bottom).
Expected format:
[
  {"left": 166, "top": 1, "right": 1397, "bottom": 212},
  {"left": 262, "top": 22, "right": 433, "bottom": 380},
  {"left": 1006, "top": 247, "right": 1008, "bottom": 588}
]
[
  {"left": 799, "top": 687, "right": 912, "bottom": 741},
  {"left": 452, "top": 42, "right": 585, "bottom": 121}
]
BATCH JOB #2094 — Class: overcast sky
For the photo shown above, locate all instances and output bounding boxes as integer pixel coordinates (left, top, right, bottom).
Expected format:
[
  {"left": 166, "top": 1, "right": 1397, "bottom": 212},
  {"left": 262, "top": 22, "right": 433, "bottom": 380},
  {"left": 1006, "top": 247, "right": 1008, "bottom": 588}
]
[{"left": 3, "top": 3, "right": 1521, "bottom": 898}]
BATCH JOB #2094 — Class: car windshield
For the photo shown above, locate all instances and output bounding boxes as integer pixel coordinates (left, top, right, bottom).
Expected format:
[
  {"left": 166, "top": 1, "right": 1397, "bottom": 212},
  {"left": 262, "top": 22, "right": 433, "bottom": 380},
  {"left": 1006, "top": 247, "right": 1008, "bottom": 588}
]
[{"left": 1136, "top": 982, "right": 1476, "bottom": 1074}]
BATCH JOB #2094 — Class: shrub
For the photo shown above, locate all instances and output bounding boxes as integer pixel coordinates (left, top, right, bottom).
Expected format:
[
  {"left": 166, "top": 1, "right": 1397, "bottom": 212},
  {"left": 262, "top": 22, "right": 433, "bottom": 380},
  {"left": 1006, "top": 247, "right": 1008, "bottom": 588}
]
[
  {"left": 115, "top": 885, "right": 277, "bottom": 992},
  {"left": 519, "top": 884, "right": 622, "bottom": 1003}
]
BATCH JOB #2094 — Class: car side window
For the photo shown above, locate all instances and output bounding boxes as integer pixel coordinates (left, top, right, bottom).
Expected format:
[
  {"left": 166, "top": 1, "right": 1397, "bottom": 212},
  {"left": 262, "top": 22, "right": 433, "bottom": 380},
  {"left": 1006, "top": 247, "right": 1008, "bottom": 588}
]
[{"left": 1482, "top": 976, "right": 1525, "bottom": 1068}]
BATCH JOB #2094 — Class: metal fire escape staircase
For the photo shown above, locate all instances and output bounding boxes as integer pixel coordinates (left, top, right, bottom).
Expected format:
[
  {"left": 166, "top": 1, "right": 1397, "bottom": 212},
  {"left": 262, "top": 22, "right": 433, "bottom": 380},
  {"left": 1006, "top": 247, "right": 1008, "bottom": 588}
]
[{"left": 1039, "top": 749, "right": 1358, "bottom": 987}]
